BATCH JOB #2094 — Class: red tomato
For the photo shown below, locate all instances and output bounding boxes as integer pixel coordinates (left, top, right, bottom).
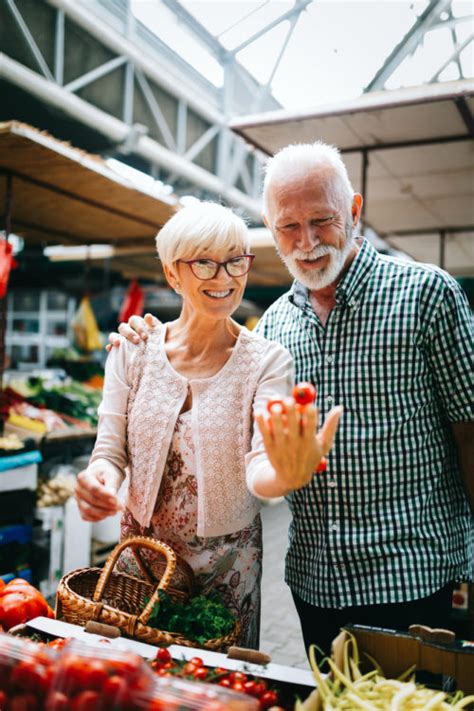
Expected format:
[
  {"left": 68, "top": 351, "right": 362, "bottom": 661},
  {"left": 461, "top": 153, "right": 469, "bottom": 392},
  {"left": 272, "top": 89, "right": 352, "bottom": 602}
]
[
  {"left": 252, "top": 680, "right": 267, "bottom": 697},
  {"left": 0, "top": 580, "right": 5, "bottom": 593},
  {"left": 259, "top": 690, "right": 279, "bottom": 709},
  {"left": 193, "top": 666, "right": 208, "bottom": 680},
  {"left": 70, "top": 690, "right": 101, "bottom": 711},
  {"left": 292, "top": 382, "right": 316, "bottom": 406},
  {"left": 189, "top": 656, "right": 203, "bottom": 667},
  {"left": 102, "top": 674, "right": 129, "bottom": 704},
  {"left": 9, "top": 694, "right": 38, "bottom": 711},
  {"left": 11, "top": 660, "right": 50, "bottom": 696},
  {"left": 183, "top": 662, "right": 198, "bottom": 675},
  {"left": 315, "top": 456, "right": 327, "bottom": 473},
  {"left": 218, "top": 678, "right": 231, "bottom": 688},
  {"left": 228, "top": 671, "right": 247, "bottom": 683},
  {"left": 0, "top": 690, "right": 7, "bottom": 707},
  {"left": 266, "top": 399, "right": 286, "bottom": 415},
  {"left": 232, "top": 681, "right": 245, "bottom": 693},
  {"left": 155, "top": 647, "right": 172, "bottom": 663},
  {"left": 0, "top": 593, "right": 47, "bottom": 630},
  {"left": 243, "top": 680, "right": 259, "bottom": 696},
  {"left": 46, "top": 691, "right": 69, "bottom": 711}
]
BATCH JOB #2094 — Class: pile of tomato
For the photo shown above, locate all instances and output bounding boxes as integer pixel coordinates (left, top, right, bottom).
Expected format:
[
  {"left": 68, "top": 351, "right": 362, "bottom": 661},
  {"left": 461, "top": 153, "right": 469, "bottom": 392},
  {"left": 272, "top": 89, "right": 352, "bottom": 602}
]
[
  {"left": 46, "top": 649, "right": 155, "bottom": 711},
  {"left": 151, "top": 649, "right": 285, "bottom": 710},
  {"left": 0, "top": 634, "right": 55, "bottom": 711},
  {"left": 0, "top": 579, "right": 54, "bottom": 632}
]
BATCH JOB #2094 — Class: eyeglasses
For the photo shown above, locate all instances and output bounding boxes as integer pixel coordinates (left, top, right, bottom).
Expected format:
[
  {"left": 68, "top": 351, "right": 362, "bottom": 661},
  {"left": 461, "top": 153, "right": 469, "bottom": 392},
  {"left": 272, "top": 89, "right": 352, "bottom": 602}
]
[{"left": 177, "top": 254, "right": 255, "bottom": 280}]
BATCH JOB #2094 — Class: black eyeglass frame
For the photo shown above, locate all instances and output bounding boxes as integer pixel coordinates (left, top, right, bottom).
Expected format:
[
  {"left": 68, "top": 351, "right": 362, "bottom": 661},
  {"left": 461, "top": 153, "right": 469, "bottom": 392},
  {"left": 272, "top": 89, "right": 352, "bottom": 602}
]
[{"left": 177, "top": 254, "right": 255, "bottom": 280}]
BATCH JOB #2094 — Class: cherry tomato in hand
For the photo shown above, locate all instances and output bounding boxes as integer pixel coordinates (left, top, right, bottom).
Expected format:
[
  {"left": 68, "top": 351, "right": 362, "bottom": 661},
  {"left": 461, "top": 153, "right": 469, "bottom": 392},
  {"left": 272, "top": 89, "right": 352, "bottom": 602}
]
[
  {"left": 292, "top": 382, "right": 316, "bottom": 406},
  {"left": 315, "top": 456, "right": 327, "bottom": 473},
  {"left": 266, "top": 399, "right": 286, "bottom": 415}
]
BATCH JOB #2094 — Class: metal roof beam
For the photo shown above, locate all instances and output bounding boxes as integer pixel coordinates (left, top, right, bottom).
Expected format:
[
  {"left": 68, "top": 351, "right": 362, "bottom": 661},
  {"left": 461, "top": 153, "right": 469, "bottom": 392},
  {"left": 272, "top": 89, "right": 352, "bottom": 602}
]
[
  {"left": 364, "top": 0, "right": 452, "bottom": 92},
  {"left": 160, "top": 0, "right": 229, "bottom": 61},
  {"left": 230, "top": 0, "right": 312, "bottom": 56}
]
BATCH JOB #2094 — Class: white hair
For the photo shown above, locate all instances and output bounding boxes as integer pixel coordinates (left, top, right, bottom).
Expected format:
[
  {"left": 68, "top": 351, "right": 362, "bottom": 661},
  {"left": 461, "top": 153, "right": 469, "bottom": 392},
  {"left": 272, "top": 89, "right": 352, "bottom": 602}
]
[
  {"left": 262, "top": 141, "right": 355, "bottom": 215},
  {"left": 156, "top": 201, "right": 250, "bottom": 268}
]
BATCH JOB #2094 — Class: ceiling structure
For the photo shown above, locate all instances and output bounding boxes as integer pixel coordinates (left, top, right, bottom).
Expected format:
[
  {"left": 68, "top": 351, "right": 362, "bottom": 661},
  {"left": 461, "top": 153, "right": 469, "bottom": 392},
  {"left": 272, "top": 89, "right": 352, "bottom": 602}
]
[
  {"left": 0, "top": 0, "right": 473, "bottom": 284},
  {"left": 0, "top": 120, "right": 284, "bottom": 286},
  {"left": 231, "top": 78, "right": 474, "bottom": 276}
]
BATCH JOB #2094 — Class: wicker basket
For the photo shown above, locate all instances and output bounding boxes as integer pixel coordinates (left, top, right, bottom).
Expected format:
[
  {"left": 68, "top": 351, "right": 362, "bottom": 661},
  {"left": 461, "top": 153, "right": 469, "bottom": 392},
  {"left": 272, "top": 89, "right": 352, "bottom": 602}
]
[{"left": 56, "top": 536, "right": 239, "bottom": 652}]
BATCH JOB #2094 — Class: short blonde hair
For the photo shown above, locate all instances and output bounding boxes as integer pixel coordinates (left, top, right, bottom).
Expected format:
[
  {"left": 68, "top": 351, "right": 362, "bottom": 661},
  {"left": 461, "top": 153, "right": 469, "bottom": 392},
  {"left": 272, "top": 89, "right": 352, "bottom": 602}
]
[
  {"left": 156, "top": 201, "right": 250, "bottom": 269},
  {"left": 263, "top": 141, "right": 354, "bottom": 214}
]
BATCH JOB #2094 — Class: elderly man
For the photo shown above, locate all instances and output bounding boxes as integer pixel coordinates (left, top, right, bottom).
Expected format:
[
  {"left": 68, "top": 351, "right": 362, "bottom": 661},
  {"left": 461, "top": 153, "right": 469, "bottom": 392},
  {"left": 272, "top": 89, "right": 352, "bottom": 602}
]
[{"left": 109, "top": 141, "right": 473, "bottom": 657}]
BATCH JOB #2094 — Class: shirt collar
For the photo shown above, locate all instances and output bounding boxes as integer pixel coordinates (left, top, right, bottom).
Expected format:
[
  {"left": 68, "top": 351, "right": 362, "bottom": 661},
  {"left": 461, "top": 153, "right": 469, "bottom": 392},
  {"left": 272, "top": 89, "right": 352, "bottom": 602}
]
[{"left": 287, "top": 238, "right": 379, "bottom": 311}]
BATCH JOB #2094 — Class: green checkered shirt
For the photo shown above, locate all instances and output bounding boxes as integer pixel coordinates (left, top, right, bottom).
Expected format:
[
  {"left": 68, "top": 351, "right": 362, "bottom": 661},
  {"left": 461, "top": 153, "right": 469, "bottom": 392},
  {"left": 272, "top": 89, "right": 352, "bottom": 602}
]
[{"left": 255, "top": 239, "right": 474, "bottom": 608}]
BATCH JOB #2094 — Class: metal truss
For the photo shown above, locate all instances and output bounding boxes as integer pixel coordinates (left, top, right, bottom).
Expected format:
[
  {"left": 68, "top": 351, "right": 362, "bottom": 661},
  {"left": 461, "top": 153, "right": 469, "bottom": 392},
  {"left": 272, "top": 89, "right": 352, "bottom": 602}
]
[{"left": 365, "top": 0, "right": 473, "bottom": 91}]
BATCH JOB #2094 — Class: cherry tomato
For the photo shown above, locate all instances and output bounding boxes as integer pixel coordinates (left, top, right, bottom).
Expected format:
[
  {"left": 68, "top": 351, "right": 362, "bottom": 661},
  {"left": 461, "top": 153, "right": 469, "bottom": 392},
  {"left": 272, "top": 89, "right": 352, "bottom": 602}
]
[
  {"left": 9, "top": 694, "right": 38, "bottom": 711},
  {"left": 315, "top": 456, "right": 327, "bottom": 473},
  {"left": 10, "top": 660, "right": 51, "bottom": 696},
  {"left": 259, "top": 690, "right": 279, "bottom": 709},
  {"left": 218, "top": 678, "right": 231, "bottom": 688},
  {"left": 266, "top": 399, "right": 286, "bottom": 415},
  {"left": 70, "top": 690, "right": 100, "bottom": 711},
  {"left": 183, "top": 662, "right": 198, "bottom": 675},
  {"left": 292, "top": 382, "right": 316, "bottom": 406},
  {"left": 193, "top": 666, "right": 208, "bottom": 680},
  {"left": 232, "top": 681, "right": 245, "bottom": 693},
  {"left": 102, "top": 674, "right": 129, "bottom": 704},
  {"left": 46, "top": 691, "right": 69, "bottom": 711},
  {"left": 243, "top": 680, "right": 259, "bottom": 696},
  {"left": 155, "top": 647, "right": 172, "bottom": 663},
  {"left": 228, "top": 671, "right": 247, "bottom": 683},
  {"left": 189, "top": 656, "right": 203, "bottom": 667},
  {"left": 252, "top": 680, "right": 267, "bottom": 696}
]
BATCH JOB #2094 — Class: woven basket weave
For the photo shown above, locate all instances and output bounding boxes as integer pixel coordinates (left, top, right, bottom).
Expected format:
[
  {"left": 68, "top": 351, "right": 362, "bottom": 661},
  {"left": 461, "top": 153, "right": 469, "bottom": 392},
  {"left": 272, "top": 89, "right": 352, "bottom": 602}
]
[{"left": 56, "top": 536, "right": 239, "bottom": 651}]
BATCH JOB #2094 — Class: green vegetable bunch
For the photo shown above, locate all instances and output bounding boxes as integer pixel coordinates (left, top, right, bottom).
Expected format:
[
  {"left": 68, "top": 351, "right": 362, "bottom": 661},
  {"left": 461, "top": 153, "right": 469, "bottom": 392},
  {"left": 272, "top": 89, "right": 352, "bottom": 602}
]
[{"left": 146, "top": 591, "right": 235, "bottom": 645}]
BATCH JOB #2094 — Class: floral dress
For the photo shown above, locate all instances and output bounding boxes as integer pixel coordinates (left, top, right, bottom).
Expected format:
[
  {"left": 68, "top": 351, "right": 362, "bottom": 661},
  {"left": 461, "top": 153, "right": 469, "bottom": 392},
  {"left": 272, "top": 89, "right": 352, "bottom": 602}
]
[{"left": 118, "top": 411, "right": 263, "bottom": 649}]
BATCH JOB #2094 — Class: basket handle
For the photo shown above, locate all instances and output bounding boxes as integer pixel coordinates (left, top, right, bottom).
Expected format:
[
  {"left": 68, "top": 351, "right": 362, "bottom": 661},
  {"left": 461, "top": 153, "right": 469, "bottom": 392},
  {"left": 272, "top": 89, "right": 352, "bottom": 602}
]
[{"left": 92, "top": 536, "right": 177, "bottom": 625}]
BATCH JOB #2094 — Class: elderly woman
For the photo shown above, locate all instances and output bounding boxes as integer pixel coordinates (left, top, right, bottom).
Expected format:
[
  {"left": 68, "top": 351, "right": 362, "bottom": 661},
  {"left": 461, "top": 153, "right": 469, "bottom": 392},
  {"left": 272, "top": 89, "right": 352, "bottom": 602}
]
[{"left": 76, "top": 201, "right": 342, "bottom": 648}]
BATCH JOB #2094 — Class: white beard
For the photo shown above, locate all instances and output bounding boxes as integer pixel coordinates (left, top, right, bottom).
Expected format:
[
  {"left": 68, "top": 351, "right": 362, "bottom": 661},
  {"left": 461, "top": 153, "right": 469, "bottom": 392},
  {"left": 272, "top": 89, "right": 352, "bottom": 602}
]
[{"left": 279, "top": 231, "right": 354, "bottom": 290}]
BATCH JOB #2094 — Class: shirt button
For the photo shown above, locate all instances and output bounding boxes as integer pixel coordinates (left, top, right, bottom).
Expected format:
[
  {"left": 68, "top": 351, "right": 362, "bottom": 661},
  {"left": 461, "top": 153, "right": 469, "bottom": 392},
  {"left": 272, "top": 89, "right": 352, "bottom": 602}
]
[
  {"left": 331, "top": 523, "right": 339, "bottom": 531},
  {"left": 325, "top": 355, "right": 333, "bottom": 364},
  {"left": 328, "top": 479, "right": 336, "bottom": 488},
  {"left": 326, "top": 395, "right": 333, "bottom": 405},
  {"left": 349, "top": 298, "right": 357, "bottom": 307}
]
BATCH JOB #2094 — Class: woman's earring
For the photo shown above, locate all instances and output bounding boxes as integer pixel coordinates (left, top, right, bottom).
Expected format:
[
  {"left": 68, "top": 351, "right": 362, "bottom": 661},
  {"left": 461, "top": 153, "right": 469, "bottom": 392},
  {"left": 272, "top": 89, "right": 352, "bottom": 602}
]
[{"left": 175, "top": 283, "right": 181, "bottom": 294}]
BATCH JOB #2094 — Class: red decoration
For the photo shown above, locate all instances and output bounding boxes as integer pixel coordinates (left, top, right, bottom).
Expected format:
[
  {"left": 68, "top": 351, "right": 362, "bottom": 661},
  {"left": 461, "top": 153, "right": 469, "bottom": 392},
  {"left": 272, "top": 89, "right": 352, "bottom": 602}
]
[
  {"left": 0, "top": 240, "right": 17, "bottom": 298},
  {"left": 118, "top": 280, "right": 144, "bottom": 324}
]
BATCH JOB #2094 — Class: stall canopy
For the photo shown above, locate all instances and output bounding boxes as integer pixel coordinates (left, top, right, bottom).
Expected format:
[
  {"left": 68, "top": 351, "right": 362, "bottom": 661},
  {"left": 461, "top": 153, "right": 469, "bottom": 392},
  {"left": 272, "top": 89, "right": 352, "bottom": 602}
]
[
  {"left": 231, "top": 79, "right": 474, "bottom": 277},
  {"left": 0, "top": 120, "right": 178, "bottom": 281},
  {"left": 0, "top": 121, "right": 286, "bottom": 286}
]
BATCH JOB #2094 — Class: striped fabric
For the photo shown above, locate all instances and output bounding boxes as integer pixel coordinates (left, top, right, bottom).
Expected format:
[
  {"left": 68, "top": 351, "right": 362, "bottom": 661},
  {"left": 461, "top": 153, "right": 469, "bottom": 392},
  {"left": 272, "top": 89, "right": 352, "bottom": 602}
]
[{"left": 255, "top": 239, "right": 474, "bottom": 608}]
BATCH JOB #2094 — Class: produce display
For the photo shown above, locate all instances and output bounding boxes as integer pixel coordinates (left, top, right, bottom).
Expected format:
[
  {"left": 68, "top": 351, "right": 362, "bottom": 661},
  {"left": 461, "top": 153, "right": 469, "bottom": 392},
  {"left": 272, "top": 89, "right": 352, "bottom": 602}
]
[
  {"left": 0, "top": 634, "right": 259, "bottom": 710},
  {"left": 4, "top": 376, "right": 102, "bottom": 433},
  {"left": 297, "top": 634, "right": 474, "bottom": 711},
  {"left": 150, "top": 648, "right": 284, "bottom": 710},
  {"left": 36, "top": 472, "right": 76, "bottom": 508},
  {"left": 146, "top": 591, "right": 236, "bottom": 645}
]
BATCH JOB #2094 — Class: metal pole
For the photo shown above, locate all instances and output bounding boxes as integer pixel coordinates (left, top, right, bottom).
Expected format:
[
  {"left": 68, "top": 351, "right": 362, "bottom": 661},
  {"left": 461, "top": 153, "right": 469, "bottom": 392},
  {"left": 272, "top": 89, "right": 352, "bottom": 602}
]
[
  {"left": 0, "top": 174, "right": 13, "bottom": 434},
  {"left": 439, "top": 230, "right": 446, "bottom": 269}
]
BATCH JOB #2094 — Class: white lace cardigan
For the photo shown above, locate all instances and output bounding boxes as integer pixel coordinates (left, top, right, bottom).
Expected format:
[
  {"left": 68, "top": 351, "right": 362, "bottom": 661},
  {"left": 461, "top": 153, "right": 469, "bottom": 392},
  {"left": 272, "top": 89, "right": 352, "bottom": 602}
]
[{"left": 89, "top": 324, "right": 294, "bottom": 536}]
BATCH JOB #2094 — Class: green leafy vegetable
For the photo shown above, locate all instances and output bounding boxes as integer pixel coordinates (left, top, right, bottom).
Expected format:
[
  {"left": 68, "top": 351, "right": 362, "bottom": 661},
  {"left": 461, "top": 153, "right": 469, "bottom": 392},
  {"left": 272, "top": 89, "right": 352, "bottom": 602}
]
[{"left": 146, "top": 591, "right": 235, "bottom": 645}]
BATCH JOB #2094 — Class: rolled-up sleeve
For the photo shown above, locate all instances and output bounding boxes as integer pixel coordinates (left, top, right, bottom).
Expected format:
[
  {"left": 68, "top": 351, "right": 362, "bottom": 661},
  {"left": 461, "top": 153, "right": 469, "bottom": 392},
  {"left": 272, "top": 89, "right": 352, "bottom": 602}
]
[
  {"left": 245, "top": 344, "right": 294, "bottom": 498},
  {"left": 89, "top": 338, "right": 135, "bottom": 474}
]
